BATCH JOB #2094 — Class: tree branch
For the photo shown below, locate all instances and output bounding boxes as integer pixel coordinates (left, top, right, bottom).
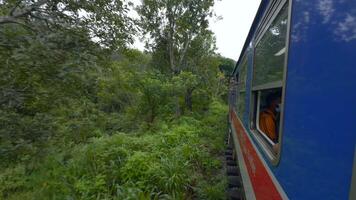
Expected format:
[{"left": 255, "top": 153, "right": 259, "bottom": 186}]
[
  {"left": 9, "top": 0, "right": 22, "bottom": 16},
  {"left": 178, "top": 33, "right": 193, "bottom": 68},
  {"left": 0, "top": 17, "right": 35, "bottom": 31},
  {"left": 0, "top": 0, "right": 48, "bottom": 25},
  {"left": 29, "top": 13, "right": 54, "bottom": 31}
]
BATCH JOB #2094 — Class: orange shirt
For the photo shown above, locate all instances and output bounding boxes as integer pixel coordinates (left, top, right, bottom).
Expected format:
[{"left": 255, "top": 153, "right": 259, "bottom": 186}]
[{"left": 259, "top": 109, "right": 277, "bottom": 141}]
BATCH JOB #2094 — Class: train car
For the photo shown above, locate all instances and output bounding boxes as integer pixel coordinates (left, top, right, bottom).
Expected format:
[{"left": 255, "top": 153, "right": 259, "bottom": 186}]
[{"left": 227, "top": 0, "right": 356, "bottom": 199}]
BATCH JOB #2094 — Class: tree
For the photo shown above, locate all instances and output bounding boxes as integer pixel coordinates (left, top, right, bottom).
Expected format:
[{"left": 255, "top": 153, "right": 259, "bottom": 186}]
[
  {"left": 217, "top": 56, "right": 235, "bottom": 77},
  {"left": 180, "top": 30, "right": 216, "bottom": 110},
  {"left": 172, "top": 71, "right": 198, "bottom": 112},
  {"left": 0, "top": 0, "right": 135, "bottom": 49},
  {"left": 138, "top": 0, "right": 215, "bottom": 75},
  {"left": 137, "top": 75, "right": 168, "bottom": 123},
  {"left": 138, "top": 0, "right": 215, "bottom": 115},
  {"left": 0, "top": 0, "right": 137, "bottom": 166}
]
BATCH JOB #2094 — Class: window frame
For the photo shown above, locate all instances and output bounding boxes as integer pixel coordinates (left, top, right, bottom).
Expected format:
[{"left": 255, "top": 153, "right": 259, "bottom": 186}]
[
  {"left": 255, "top": 91, "right": 277, "bottom": 146},
  {"left": 249, "top": 0, "right": 292, "bottom": 166}
]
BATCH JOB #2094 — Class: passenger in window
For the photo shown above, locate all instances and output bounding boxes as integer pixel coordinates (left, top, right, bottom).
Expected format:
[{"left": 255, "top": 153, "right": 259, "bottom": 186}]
[{"left": 259, "top": 92, "right": 281, "bottom": 143}]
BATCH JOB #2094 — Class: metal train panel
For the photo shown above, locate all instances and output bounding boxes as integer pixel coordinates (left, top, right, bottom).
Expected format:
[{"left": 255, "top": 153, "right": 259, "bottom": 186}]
[{"left": 229, "top": 0, "right": 356, "bottom": 199}]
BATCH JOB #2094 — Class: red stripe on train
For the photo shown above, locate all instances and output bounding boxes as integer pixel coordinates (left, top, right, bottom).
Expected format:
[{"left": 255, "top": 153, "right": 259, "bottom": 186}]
[{"left": 231, "top": 110, "right": 282, "bottom": 200}]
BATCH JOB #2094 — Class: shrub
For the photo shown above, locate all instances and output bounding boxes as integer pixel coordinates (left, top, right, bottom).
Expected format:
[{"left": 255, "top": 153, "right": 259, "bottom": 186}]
[{"left": 1, "top": 101, "right": 228, "bottom": 199}]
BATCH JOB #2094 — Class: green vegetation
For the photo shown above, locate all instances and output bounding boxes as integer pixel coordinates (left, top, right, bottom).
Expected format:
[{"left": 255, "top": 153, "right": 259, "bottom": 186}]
[
  {"left": 0, "top": 0, "right": 235, "bottom": 199},
  {"left": 1, "top": 101, "right": 228, "bottom": 199}
]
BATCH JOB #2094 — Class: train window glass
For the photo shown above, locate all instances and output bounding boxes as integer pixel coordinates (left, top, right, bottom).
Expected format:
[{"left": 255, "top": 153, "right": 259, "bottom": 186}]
[
  {"left": 237, "top": 92, "right": 245, "bottom": 117},
  {"left": 236, "top": 54, "right": 248, "bottom": 117},
  {"left": 253, "top": 3, "right": 288, "bottom": 87},
  {"left": 250, "top": 1, "right": 289, "bottom": 161},
  {"left": 238, "top": 55, "right": 248, "bottom": 90},
  {"left": 230, "top": 76, "right": 238, "bottom": 109}
]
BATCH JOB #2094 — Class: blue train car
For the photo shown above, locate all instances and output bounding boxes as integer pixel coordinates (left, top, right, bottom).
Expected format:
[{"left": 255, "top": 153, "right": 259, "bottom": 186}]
[{"left": 227, "top": 0, "right": 356, "bottom": 199}]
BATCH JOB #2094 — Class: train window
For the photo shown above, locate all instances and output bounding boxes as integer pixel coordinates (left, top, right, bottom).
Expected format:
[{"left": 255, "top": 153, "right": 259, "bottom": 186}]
[
  {"left": 236, "top": 54, "right": 248, "bottom": 117},
  {"left": 230, "top": 76, "right": 238, "bottom": 109},
  {"left": 237, "top": 92, "right": 246, "bottom": 117},
  {"left": 253, "top": 2, "right": 288, "bottom": 87},
  {"left": 238, "top": 54, "right": 248, "bottom": 91},
  {"left": 251, "top": 88, "right": 281, "bottom": 143},
  {"left": 250, "top": 1, "right": 289, "bottom": 161}
]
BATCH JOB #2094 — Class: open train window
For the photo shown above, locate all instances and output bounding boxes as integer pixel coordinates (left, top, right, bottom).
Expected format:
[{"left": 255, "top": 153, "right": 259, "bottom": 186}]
[{"left": 250, "top": 0, "right": 290, "bottom": 163}]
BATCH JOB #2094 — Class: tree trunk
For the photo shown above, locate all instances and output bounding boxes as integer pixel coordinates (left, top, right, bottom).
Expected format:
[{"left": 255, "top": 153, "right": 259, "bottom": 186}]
[
  {"left": 167, "top": 23, "right": 182, "bottom": 117},
  {"left": 175, "top": 95, "right": 181, "bottom": 117},
  {"left": 185, "top": 88, "right": 193, "bottom": 112},
  {"left": 149, "top": 105, "right": 156, "bottom": 124}
]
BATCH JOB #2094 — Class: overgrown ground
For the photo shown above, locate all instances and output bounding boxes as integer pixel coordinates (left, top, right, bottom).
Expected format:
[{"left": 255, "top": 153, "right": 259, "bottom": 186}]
[{"left": 1, "top": 101, "right": 228, "bottom": 200}]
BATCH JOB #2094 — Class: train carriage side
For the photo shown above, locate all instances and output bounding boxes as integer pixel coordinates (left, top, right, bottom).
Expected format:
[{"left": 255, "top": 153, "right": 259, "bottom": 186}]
[{"left": 228, "top": 0, "right": 356, "bottom": 199}]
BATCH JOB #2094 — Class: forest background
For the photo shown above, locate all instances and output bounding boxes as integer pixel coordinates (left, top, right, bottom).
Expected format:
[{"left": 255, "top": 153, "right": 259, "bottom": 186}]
[{"left": 0, "top": 0, "right": 235, "bottom": 199}]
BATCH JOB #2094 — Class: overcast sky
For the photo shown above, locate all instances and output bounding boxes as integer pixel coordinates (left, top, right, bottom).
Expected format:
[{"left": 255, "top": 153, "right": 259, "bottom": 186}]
[
  {"left": 210, "top": 0, "right": 261, "bottom": 60},
  {"left": 131, "top": 0, "right": 261, "bottom": 61}
]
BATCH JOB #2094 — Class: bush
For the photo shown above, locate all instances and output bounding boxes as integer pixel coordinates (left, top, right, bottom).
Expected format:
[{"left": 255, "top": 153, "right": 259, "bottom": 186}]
[{"left": 1, "top": 100, "right": 228, "bottom": 200}]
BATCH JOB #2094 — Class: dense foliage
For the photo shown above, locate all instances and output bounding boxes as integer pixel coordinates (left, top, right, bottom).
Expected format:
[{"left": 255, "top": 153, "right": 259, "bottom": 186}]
[
  {"left": 1, "top": 101, "right": 228, "bottom": 199},
  {"left": 0, "top": 0, "right": 235, "bottom": 199}
]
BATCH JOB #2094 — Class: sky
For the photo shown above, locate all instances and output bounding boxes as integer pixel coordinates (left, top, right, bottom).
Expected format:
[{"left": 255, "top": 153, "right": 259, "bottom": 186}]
[
  {"left": 130, "top": 0, "right": 261, "bottom": 60},
  {"left": 210, "top": 0, "right": 261, "bottom": 60}
]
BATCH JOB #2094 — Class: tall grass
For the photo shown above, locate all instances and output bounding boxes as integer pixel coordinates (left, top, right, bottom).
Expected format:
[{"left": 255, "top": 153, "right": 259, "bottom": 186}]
[{"left": 0, "top": 101, "right": 227, "bottom": 199}]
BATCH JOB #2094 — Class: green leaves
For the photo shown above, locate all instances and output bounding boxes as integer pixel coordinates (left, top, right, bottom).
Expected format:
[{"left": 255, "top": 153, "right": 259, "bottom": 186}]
[
  {"left": 0, "top": 165, "right": 28, "bottom": 198},
  {"left": 138, "top": 0, "right": 215, "bottom": 74},
  {"left": 171, "top": 71, "right": 198, "bottom": 93},
  {"left": 0, "top": 0, "right": 135, "bottom": 49},
  {"left": 1, "top": 1, "right": 232, "bottom": 199},
  {"left": 0, "top": 100, "right": 228, "bottom": 199}
]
